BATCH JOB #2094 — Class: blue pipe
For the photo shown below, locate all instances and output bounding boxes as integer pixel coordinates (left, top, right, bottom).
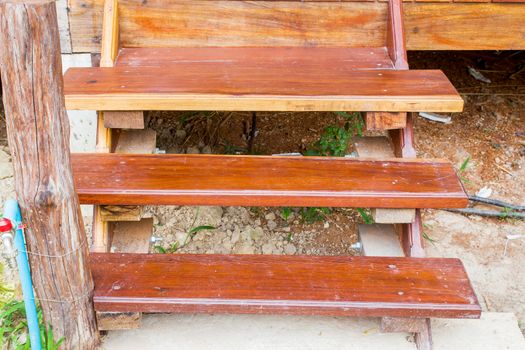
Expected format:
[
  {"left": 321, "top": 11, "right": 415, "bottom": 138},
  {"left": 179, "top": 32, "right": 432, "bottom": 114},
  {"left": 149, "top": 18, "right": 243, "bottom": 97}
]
[{"left": 3, "top": 199, "right": 42, "bottom": 350}]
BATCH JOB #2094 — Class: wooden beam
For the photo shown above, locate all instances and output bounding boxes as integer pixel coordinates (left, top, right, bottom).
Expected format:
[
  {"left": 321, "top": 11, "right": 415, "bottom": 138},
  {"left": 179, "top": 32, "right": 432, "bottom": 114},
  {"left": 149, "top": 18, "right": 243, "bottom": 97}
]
[
  {"left": 104, "top": 111, "right": 145, "bottom": 129},
  {"left": 386, "top": 0, "right": 408, "bottom": 70},
  {"left": 365, "top": 112, "right": 407, "bottom": 131},
  {"left": 100, "top": 0, "right": 119, "bottom": 68},
  {"left": 0, "top": 1, "right": 99, "bottom": 347}
]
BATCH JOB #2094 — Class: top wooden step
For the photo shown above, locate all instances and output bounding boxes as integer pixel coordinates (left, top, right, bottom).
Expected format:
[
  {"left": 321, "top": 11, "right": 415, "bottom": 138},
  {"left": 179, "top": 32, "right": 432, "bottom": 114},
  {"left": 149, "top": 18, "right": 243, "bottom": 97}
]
[{"left": 63, "top": 47, "right": 463, "bottom": 112}]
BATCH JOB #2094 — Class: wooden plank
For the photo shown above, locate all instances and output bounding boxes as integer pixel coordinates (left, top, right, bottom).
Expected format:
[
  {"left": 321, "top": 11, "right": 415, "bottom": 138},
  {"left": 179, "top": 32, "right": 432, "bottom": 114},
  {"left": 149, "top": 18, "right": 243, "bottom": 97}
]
[
  {"left": 114, "top": 129, "right": 156, "bottom": 154},
  {"left": 100, "top": 205, "right": 142, "bottom": 221},
  {"left": 63, "top": 67, "right": 463, "bottom": 112},
  {"left": 96, "top": 312, "right": 141, "bottom": 331},
  {"left": 365, "top": 112, "right": 407, "bottom": 130},
  {"left": 68, "top": 1, "right": 525, "bottom": 52},
  {"left": 71, "top": 154, "right": 468, "bottom": 208},
  {"left": 90, "top": 253, "right": 481, "bottom": 318},
  {"left": 110, "top": 218, "right": 152, "bottom": 254},
  {"left": 104, "top": 111, "right": 144, "bottom": 129},
  {"left": 100, "top": 0, "right": 119, "bottom": 67},
  {"left": 381, "top": 317, "right": 433, "bottom": 350},
  {"left": 115, "top": 47, "right": 395, "bottom": 70},
  {"left": 69, "top": 0, "right": 387, "bottom": 50},
  {"left": 372, "top": 208, "right": 416, "bottom": 223}
]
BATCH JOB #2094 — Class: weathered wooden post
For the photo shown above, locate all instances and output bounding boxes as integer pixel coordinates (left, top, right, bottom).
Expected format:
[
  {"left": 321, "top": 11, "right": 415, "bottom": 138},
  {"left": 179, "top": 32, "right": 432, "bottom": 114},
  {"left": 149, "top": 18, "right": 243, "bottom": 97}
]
[{"left": 0, "top": 1, "right": 99, "bottom": 348}]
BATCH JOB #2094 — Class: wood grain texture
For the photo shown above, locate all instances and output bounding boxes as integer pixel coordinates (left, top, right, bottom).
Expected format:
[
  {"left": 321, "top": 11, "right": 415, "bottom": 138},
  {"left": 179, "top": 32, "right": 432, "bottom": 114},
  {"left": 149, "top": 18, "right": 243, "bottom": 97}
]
[
  {"left": 70, "top": 0, "right": 387, "bottom": 50},
  {"left": 115, "top": 47, "right": 395, "bottom": 70},
  {"left": 71, "top": 153, "right": 468, "bottom": 208},
  {"left": 90, "top": 253, "right": 481, "bottom": 318},
  {"left": 104, "top": 111, "right": 144, "bottom": 129},
  {"left": 68, "top": 1, "right": 525, "bottom": 51},
  {"left": 63, "top": 66, "right": 463, "bottom": 112},
  {"left": 0, "top": 2, "right": 99, "bottom": 348},
  {"left": 386, "top": 0, "right": 408, "bottom": 69},
  {"left": 366, "top": 112, "right": 407, "bottom": 130}
]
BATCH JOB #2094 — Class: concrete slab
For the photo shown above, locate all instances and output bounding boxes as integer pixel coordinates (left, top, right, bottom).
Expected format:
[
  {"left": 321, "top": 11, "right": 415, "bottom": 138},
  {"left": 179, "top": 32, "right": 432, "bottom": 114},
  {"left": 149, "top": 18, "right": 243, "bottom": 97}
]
[
  {"left": 359, "top": 224, "right": 404, "bottom": 257},
  {"left": 101, "top": 312, "right": 525, "bottom": 350}
]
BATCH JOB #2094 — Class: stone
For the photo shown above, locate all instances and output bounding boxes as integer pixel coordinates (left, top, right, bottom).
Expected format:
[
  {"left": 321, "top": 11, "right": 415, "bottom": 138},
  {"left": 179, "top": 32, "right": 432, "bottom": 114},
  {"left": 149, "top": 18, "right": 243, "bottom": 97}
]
[
  {"left": 234, "top": 244, "right": 255, "bottom": 254},
  {"left": 284, "top": 244, "right": 297, "bottom": 255},
  {"left": 231, "top": 228, "right": 241, "bottom": 244},
  {"left": 175, "top": 129, "right": 186, "bottom": 141},
  {"left": 186, "top": 147, "right": 200, "bottom": 154},
  {"left": 202, "top": 146, "right": 212, "bottom": 154},
  {"left": 262, "top": 243, "right": 275, "bottom": 255},
  {"left": 195, "top": 206, "right": 223, "bottom": 227},
  {"left": 175, "top": 232, "right": 188, "bottom": 246},
  {"left": 323, "top": 222, "right": 330, "bottom": 229},
  {"left": 249, "top": 227, "right": 264, "bottom": 241},
  {"left": 265, "top": 212, "right": 276, "bottom": 221},
  {"left": 267, "top": 220, "right": 277, "bottom": 231}
]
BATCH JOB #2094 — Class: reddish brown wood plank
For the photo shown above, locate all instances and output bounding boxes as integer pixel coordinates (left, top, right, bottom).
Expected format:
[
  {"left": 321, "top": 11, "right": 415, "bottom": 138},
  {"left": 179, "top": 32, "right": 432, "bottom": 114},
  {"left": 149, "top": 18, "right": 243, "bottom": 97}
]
[
  {"left": 63, "top": 66, "right": 463, "bottom": 112},
  {"left": 90, "top": 253, "right": 481, "bottom": 318},
  {"left": 115, "top": 47, "right": 394, "bottom": 70},
  {"left": 71, "top": 154, "right": 468, "bottom": 208}
]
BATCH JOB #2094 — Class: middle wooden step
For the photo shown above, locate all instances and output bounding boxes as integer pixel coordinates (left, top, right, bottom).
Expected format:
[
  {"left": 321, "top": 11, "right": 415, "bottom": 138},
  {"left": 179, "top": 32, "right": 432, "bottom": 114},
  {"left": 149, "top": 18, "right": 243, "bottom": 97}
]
[{"left": 72, "top": 154, "right": 467, "bottom": 208}]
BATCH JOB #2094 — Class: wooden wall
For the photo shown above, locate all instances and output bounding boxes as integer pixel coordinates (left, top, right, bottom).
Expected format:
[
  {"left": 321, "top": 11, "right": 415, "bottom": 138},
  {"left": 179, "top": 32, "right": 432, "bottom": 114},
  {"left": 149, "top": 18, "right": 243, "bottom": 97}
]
[{"left": 68, "top": 0, "right": 525, "bottom": 52}]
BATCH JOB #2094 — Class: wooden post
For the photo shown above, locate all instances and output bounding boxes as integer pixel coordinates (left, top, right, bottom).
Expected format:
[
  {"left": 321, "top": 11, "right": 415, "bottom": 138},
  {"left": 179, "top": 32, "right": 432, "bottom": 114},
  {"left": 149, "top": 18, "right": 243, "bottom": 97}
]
[{"left": 0, "top": 1, "right": 99, "bottom": 348}]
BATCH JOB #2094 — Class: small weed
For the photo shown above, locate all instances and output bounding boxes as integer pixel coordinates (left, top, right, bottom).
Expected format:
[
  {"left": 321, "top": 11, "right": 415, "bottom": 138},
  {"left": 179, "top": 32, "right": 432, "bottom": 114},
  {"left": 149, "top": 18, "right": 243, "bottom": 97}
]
[
  {"left": 285, "top": 233, "right": 293, "bottom": 242},
  {"left": 280, "top": 207, "right": 292, "bottom": 221},
  {"left": 458, "top": 156, "right": 471, "bottom": 183},
  {"left": 356, "top": 208, "right": 374, "bottom": 224},
  {"left": 250, "top": 207, "right": 262, "bottom": 215},
  {"left": 422, "top": 231, "right": 438, "bottom": 246},
  {"left": 300, "top": 207, "right": 331, "bottom": 224}
]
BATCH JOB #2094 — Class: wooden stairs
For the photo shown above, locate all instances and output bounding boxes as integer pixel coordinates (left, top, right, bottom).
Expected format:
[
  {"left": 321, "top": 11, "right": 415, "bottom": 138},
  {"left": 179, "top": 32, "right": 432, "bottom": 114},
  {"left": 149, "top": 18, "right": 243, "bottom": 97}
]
[{"left": 63, "top": 0, "right": 480, "bottom": 348}]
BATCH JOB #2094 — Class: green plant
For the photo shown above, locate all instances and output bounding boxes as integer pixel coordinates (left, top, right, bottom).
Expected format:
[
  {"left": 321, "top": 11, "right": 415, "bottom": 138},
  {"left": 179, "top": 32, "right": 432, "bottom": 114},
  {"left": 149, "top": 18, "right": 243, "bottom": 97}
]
[
  {"left": 356, "top": 208, "right": 374, "bottom": 224},
  {"left": 0, "top": 300, "right": 63, "bottom": 350},
  {"left": 457, "top": 156, "right": 471, "bottom": 183},
  {"left": 281, "top": 207, "right": 292, "bottom": 221},
  {"left": 422, "top": 231, "right": 438, "bottom": 246},
  {"left": 300, "top": 207, "right": 331, "bottom": 224}
]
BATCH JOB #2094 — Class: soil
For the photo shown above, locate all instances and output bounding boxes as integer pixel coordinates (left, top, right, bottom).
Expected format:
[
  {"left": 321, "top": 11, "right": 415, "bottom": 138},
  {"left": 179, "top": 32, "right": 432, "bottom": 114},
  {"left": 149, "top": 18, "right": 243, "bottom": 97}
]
[{"left": 0, "top": 51, "right": 524, "bottom": 333}]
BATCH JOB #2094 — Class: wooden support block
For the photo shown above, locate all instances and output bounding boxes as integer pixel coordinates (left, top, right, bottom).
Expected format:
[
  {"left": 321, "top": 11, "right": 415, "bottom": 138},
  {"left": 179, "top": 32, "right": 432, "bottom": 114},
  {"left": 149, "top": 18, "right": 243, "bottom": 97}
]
[
  {"left": 371, "top": 208, "right": 415, "bottom": 224},
  {"left": 97, "top": 218, "right": 153, "bottom": 330},
  {"left": 365, "top": 112, "right": 407, "bottom": 131},
  {"left": 114, "top": 129, "right": 156, "bottom": 154},
  {"left": 110, "top": 218, "right": 153, "bottom": 254},
  {"left": 96, "top": 312, "right": 141, "bottom": 331},
  {"left": 353, "top": 136, "right": 395, "bottom": 158},
  {"left": 104, "top": 111, "right": 145, "bottom": 129},
  {"left": 358, "top": 224, "right": 404, "bottom": 257},
  {"left": 381, "top": 317, "right": 432, "bottom": 350},
  {"left": 354, "top": 136, "right": 416, "bottom": 224},
  {"left": 100, "top": 205, "right": 142, "bottom": 222}
]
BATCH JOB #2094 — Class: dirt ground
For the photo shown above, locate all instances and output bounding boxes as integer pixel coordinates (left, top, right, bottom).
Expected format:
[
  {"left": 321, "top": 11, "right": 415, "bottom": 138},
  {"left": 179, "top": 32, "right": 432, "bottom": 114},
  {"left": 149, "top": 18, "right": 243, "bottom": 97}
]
[{"left": 0, "top": 51, "right": 524, "bottom": 334}]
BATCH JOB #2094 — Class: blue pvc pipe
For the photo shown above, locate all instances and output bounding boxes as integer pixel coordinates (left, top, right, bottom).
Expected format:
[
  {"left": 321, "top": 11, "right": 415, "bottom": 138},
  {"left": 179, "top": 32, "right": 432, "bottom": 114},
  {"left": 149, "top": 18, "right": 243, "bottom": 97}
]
[{"left": 3, "top": 199, "right": 42, "bottom": 350}]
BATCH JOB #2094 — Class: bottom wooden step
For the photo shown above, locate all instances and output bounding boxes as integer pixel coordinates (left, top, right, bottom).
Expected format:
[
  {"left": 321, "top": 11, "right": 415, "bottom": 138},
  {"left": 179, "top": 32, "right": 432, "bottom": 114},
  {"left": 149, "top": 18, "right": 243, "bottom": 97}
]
[{"left": 91, "top": 253, "right": 481, "bottom": 319}]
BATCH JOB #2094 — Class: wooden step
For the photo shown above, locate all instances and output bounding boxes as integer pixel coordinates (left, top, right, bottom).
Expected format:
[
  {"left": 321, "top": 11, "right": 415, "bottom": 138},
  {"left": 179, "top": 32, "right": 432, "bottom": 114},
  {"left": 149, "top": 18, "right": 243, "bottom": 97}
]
[
  {"left": 90, "top": 253, "right": 481, "bottom": 318},
  {"left": 71, "top": 154, "right": 468, "bottom": 208},
  {"left": 63, "top": 49, "right": 463, "bottom": 112}
]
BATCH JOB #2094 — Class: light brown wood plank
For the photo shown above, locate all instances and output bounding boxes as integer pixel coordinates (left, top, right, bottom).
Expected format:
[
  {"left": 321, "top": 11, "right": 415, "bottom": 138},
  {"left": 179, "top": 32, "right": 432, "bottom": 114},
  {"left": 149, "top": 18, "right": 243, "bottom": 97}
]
[
  {"left": 365, "top": 112, "right": 407, "bottom": 130},
  {"left": 69, "top": 1, "right": 525, "bottom": 51},
  {"left": 63, "top": 67, "right": 463, "bottom": 112},
  {"left": 91, "top": 253, "right": 481, "bottom": 318},
  {"left": 71, "top": 153, "right": 468, "bottom": 208},
  {"left": 115, "top": 47, "right": 395, "bottom": 70},
  {"left": 104, "top": 111, "right": 144, "bottom": 129}
]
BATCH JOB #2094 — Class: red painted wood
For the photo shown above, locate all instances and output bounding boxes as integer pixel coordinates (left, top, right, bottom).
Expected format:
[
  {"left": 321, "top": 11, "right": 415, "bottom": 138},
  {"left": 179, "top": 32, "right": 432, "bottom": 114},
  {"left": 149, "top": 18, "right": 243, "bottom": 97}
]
[
  {"left": 71, "top": 154, "right": 468, "bottom": 208},
  {"left": 90, "top": 253, "right": 481, "bottom": 318}
]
